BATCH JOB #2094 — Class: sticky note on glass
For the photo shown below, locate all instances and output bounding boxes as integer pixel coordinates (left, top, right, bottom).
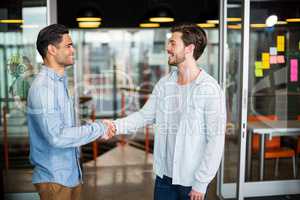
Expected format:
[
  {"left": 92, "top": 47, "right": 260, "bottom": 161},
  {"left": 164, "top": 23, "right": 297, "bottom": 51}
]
[
  {"left": 255, "top": 61, "right": 262, "bottom": 69},
  {"left": 270, "top": 47, "right": 277, "bottom": 55},
  {"left": 290, "top": 59, "right": 298, "bottom": 82},
  {"left": 277, "top": 55, "right": 285, "bottom": 64},
  {"left": 255, "top": 69, "right": 263, "bottom": 77},
  {"left": 277, "top": 35, "right": 285, "bottom": 52},
  {"left": 270, "top": 56, "right": 277, "bottom": 64},
  {"left": 262, "top": 53, "right": 270, "bottom": 69}
]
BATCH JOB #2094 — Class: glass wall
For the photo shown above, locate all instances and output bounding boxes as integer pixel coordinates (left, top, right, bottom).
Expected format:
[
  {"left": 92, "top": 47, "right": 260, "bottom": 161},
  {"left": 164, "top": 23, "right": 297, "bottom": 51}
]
[
  {"left": 223, "top": 0, "right": 243, "bottom": 185},
  {"left": 70, "top": 28, "right": 220, "bottom": 140},
  {"left": 1, "top": 18, "right": 220, "bottom": 197},
  {"left": 219, "top": 1, "right": 300, "bottom": 199},
  {"left": 0, "top": 0, "right": 47, "bottom": 195}
]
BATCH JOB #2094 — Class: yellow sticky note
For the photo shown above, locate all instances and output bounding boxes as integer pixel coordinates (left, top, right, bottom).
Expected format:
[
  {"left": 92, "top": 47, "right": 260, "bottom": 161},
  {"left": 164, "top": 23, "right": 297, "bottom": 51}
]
[
  {"left": 255, "top": 69, "right": 263, "bottom": 77},
  {"left": 277, "top": 35, "right": 285, "bottom": 52},
  {"left": 255, "top": 61, "right": 262, "bottom": 69},
  {"left": 262, "top": 53, "right": 270, "bottom": 69}
]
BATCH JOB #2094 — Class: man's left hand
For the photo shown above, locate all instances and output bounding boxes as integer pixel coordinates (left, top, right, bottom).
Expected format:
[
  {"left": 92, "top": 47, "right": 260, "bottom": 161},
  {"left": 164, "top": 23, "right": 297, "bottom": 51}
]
[{"left": 188, "top": 189, "right": 204, "bottom": 200}]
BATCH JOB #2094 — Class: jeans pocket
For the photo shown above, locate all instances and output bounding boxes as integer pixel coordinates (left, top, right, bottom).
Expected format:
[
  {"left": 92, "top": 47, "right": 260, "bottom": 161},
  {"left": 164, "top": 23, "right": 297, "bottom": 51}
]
[{"left": 155, "top": 176, "right": 170, "bottom": 189}]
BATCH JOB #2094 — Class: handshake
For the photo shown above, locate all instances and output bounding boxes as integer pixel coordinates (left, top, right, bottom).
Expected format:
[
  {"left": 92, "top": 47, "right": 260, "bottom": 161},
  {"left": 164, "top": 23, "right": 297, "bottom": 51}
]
[{"left": 101, "top": 120, "right": 117, "bottom": 140}]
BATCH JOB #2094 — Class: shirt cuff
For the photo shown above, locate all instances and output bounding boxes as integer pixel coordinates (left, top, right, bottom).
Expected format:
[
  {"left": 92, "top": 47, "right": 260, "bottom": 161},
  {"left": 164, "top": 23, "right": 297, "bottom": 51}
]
[
  {"left": 113, "top": 120, "right": 121, "bottom": 135},
  {"left": 92, "top": 121, "right": 108, "bottom": 138},
  {"left": 192, "top": 180, "right": 208, "bottom": 194}
]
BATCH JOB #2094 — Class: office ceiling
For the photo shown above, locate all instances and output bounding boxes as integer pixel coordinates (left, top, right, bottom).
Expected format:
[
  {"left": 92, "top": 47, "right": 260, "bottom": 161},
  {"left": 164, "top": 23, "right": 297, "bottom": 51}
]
[
  {"left": 57, "top": 0, "right": 219, "bottom": 28},
  {"left": 1, "top": 0, "right": 300, "bottom": 29}
]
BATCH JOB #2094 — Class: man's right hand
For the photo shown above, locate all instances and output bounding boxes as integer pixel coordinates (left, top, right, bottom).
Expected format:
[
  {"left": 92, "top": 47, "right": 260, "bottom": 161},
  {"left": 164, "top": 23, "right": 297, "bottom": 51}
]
[{"left": 101, "top": 120, "right": 116, "bottom": 140}]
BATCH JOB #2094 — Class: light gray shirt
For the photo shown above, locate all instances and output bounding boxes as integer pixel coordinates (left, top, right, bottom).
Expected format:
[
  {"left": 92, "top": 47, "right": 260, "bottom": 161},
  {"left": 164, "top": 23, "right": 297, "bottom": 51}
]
[{"left": 114, "top": 69, "right": 226, "bottom": 194}]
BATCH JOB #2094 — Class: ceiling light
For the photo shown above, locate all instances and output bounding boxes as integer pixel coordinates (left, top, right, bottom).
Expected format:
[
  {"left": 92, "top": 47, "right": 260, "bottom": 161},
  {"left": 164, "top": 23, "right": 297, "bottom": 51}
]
[
  {"left": 76, "top": 17, "right": 101, "bottom": 22},
  {"left": 139, "top": 22, "right": 160, "bottom": 28},
  {"left": 166, "top": 33, "right": 172, "bottom": 39},
  {"left": 250, "top": 23, "right": 267, "bottom": 28},
  {"left": 207, "top": 20, "right": 219, "bottom": 24},
  {"left": 197, "top": 23, "right": 216, "bottom": 28},
  {"left": 20, "top": 24, "right": 39, "bottom": 29},
  {"left": 78, "top": 21, "right": 101, "bottom": 28},
  {"left": 76, "top": 6, "right": 102, "bottom": 28},
  {"left": 227, "top": 4, "right": 241, "bottom": 8},
  {"left": 266, "top": 15, "right": 278, "bottom": 27},
  {"left": 149, "top": 17, "right": 174, "bottom": 22},
  {"left": 148, "top": 4, "right": 175, "bottom": 23},
  {"left": 227, "top": 17, "right": 242, "bottom": 22},
  {"left": 276, "top": 21, "right": 287, "bottom": 25},
  {"left": 0, "top": 19, "right": 24, "bottom": 24},
  {"left": 286, "top": 18, "right": 300, "bottom": 22},
  {"left": 206, "top": 18, "right": 241, "bottom": 24},
  {"left": 228, "top": 24, "right": 241, "bottom": 29}
]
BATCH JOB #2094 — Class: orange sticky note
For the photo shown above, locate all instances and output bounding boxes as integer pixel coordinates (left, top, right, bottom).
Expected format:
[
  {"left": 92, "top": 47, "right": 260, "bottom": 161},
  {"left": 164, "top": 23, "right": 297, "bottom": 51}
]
[
  {"left": 262, "top": 53, "right": 270, "bottom": 69},
  {"left": 270, "top": 56, "right": 277, "bottom": 64},
  {"left": 277, "top": 55, "right": 285, "bottom": 64},
  {"left": 277, "top": 35, "right": 285, "bottom": 52}
]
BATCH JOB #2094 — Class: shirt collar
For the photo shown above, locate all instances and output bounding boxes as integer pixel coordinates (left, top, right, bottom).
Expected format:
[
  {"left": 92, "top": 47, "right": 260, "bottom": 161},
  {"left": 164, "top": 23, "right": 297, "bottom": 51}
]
[{"left": 41, "top": 65, "right": 67, "bottom": 82}]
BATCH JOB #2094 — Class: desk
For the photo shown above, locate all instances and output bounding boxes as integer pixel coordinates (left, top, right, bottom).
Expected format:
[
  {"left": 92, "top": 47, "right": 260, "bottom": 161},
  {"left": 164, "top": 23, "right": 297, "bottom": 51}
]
[{"left": 247, "top": 120, "right": 300, "bottom": 180}]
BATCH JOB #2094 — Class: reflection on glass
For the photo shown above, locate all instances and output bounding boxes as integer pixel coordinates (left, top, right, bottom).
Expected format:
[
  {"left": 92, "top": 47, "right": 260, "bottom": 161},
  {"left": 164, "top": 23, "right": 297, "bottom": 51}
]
[
  {"left": 71, "top": 28, "right": 219, "bottom": 120},
  {"left": 0, "top": 1, "right": 47, "bottom": 194},
  {"left": 247, "top": 1, "right": 300, "bottom": 182}
]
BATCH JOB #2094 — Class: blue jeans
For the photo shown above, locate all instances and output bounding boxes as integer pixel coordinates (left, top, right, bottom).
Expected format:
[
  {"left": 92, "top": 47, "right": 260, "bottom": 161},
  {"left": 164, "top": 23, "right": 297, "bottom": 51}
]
[{"left": 154, "top": 176, "right": 209, "bottom": 200}]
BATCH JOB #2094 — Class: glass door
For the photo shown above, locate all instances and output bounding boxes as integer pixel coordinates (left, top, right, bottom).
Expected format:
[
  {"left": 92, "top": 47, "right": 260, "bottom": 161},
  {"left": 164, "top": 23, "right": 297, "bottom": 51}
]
[
  {"left": 217, "top": 0, "right": 243, "bottom": 199},
  {"left": 219, "top": 0, "right": 300, "bottom": 199}
]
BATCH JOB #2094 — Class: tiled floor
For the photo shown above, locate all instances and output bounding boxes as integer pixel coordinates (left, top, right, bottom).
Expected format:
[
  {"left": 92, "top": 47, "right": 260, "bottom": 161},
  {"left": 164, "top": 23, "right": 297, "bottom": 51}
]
[{"left": 3, "top": 143, "right": 300, "bottom": 200}]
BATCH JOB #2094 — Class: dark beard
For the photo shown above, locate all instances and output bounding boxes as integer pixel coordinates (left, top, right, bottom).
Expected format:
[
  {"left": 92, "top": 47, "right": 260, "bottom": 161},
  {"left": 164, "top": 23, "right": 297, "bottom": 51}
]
[{"left": 168, "top": 55, "right": 185, "bottom": 66}]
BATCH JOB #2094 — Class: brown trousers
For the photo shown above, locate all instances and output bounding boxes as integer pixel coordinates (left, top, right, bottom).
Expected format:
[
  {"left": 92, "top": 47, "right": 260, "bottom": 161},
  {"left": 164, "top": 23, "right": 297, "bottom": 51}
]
[{"left": 34, "top": 183, "right": 82, "bottom": 200}]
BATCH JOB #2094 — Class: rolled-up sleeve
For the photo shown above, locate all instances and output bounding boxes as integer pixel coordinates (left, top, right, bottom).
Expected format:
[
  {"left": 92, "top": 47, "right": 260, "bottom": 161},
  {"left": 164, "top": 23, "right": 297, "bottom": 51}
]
[{"left": 27, "top": 86, "right": 107, "bottom": 148}]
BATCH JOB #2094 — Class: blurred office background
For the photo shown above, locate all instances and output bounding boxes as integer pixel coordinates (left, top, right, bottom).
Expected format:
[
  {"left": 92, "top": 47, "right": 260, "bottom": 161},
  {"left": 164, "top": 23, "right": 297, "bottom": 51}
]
[{"left": 1, "top": 0, "right": 300, "bottom": 199}]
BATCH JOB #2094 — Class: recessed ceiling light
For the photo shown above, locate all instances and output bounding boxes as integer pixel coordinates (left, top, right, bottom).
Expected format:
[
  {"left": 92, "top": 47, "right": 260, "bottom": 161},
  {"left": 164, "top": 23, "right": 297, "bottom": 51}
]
[
  {"left": 78, "top": 21, "right": 101, "bottom": 28},
  {"left": 0, "top": 19, "right": 24, "bottom": 24},
  {"left": 149, "top": 17, "right": 174, "bottom": 23},
  {"left": 76, "top": 17, "right": 101, "bottom": 22},
  {"left": 139, "top": 22, "right": 160, "bottom": 28},
  {"left": 197, "top": 23, "right": 216, "bottom": 28},
  {"left": 250, "top": 23, "right": 267, "bottom": 28},
  {"left": 206, "top": 20, "right": 219, "bottom": 24},
  {"left": 266, "top": 15, "right": 278, "bottom": 27},
  {"left": 286, "top": 18, "right": 300, "bottom": 22}
]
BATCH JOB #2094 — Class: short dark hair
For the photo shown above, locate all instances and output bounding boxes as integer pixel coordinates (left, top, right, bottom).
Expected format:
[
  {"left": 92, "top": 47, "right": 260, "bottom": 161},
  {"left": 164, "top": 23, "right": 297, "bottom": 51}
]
[
  {"left": 36, "top": 24, "right": 69, "bottom": 59},
  {"left": 171, "top": 23, "right": 207, "bottom": 60}
]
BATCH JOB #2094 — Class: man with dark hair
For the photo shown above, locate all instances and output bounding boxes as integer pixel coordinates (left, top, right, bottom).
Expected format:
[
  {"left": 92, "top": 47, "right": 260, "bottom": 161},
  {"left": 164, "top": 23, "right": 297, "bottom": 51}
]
[
  {"left": 107, "top": 23, "right": 226, "bottom": 200},
  {"left": 27, "top": 24, "right": 114, "bottom": 200}
]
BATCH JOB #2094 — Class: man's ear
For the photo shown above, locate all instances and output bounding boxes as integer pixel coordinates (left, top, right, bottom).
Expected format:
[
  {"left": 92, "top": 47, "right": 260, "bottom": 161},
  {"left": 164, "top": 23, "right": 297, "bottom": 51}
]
[
  {"left": 185, "top": 44, "right": 195, "bottom": 55},
  {"left": 47, "top": 44, "right": 57, "bottom": 56}
]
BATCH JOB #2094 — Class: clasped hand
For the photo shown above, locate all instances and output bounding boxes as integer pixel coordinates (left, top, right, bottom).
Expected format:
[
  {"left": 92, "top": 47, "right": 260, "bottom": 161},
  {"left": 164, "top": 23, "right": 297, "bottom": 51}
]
[{"left": 101, "top": 120, "right": 116, "bottom": 140}]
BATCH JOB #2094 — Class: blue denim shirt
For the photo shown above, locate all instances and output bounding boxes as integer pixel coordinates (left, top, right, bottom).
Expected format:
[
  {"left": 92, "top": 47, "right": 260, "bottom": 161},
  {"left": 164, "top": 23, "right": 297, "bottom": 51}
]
[{"left": 27, "top": 66, "right": 106, "bottom": 187}]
